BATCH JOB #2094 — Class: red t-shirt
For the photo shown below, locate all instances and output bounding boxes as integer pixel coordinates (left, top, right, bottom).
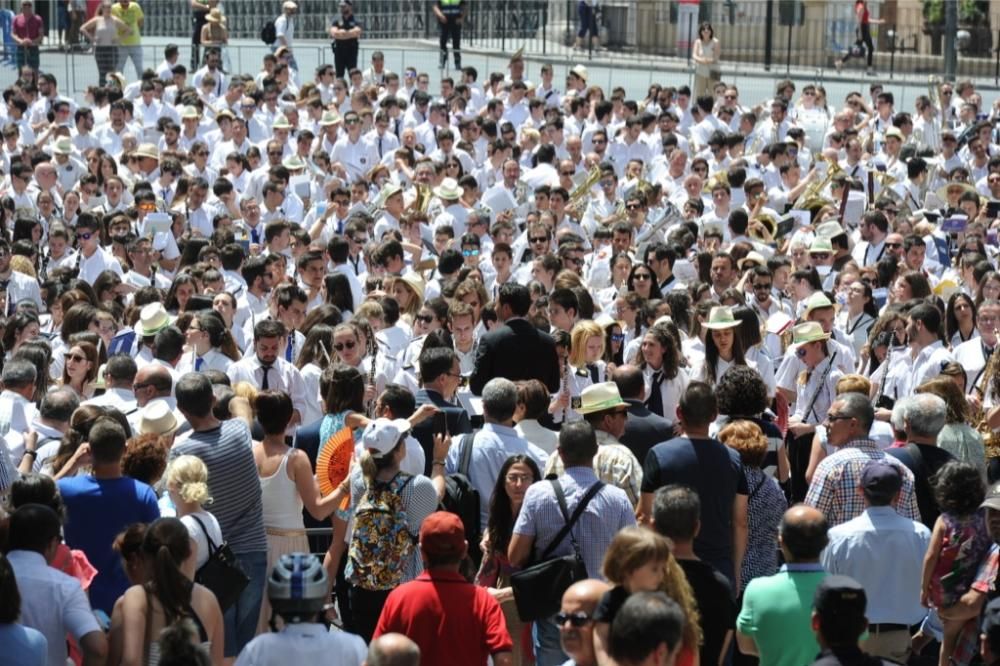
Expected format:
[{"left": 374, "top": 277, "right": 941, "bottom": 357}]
[
  {"left": 374, "top": 570, "right": 513, "bottom": 665},
  {"left": 13, "top": 13, "right": 44, "bottom": 42}
]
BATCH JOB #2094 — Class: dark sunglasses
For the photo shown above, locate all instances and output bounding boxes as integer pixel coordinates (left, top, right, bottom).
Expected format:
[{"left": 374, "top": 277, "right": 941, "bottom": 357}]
[
  {"left": 556, "top": 611, "right": 593, "bottom": 627},
  {"left": 334, "top": 341, "right": 356, "bottom": 351},
  {"left": 415, "top": 314, "right": 434, "bottom": 324},
  {"left": 530, "top": 236, "right": 549, "bottom": 244},
  {"left": 611, "top": 333, "right": 625, "bottom": 342},
  {"left": 78, "top": 232, "right": 94, "bottom": 241}
]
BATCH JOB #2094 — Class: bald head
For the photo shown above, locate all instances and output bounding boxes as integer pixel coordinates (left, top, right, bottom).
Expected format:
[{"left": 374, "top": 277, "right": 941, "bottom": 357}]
[
  {"left": 611, "top": 363, "right": 645, "bottom": 401},
  {"left": 365, "top": 633, "right": 420, "bottom": 666},
  {"left": 560, "top": 579, "right": 612, "bottom": 664},
  {"left": 779, "top": 504, "right": 828, "bottom": 563},
  {"left": 133, "top": 364, "right": 173, "bottom": 407}
]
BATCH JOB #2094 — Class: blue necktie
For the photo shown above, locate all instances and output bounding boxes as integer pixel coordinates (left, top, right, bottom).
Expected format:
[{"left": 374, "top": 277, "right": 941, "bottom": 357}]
[
  {"left": 285, "top": 339, "right": 294, "bottom": 362},
  {"left": 195, "top": 356, "right": 204, "bottom": 371},
  {"left": 250, "top": 227, "right": 260, "bottom": 244}
]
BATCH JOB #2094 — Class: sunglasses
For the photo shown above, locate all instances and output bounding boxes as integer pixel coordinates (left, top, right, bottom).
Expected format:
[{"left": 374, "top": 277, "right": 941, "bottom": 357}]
[
  {"left": 633, "top": 273, "right": 652, "bottom": 281},
  {"left": 334, "top": 341, "right": 356, "bottom": 351},
  {"left": 556, "top": 611, "right": 593, "bottom": 627},
  {"left": 625, "top": 203, "right": 642, "bottom": 210},
  {"left": 885, "top": 242, "right": 902, "bottom": 249},
  {"left": 463, "top": 249, "right": 480, "bottom": 257},
  {"left": 753, "top": 283, "right": 772, "bottom": 291},
  {"left": 65, "top": 353, "right": 87, "bottom": 362},
  {"left": 530, "top": 236, "right": 549, "bottom": 244},
  {"left": 415, "top": 314, "right": 434, "bottom": 324},
  {"left": 611, "top": 333, "right": 625, "bottom": 342},
  {"left": 78, "top": 232, "right": 94, "bottom": 241},
  {"left": 560, "top": 171, "right": 575, "bottom": 176}
]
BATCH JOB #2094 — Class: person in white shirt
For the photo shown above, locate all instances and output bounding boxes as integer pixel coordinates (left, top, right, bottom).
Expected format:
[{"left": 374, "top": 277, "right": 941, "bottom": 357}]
[
  {"left": 331, "top": 111, "right": 378, "bottom": 183},
  {"left": 227, "top": 319, "right": 308, "bottom": 429}
]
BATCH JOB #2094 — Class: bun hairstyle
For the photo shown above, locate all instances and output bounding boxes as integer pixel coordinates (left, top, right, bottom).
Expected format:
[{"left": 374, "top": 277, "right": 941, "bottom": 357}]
[{"left": 165, "top": 455, "right": 213, "bottom": 506}]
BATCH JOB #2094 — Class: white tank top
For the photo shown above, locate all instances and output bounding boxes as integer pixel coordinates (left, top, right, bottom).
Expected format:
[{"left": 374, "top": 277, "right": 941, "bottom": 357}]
[{"left": 259, "top": 451, "right": 305, "bottom": 530}]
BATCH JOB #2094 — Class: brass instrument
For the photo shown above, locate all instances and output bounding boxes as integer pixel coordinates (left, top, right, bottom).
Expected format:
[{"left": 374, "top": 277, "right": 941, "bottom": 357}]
[
  {"left": 413, "top": 184, "right": 432, "bottom": 214},
  {"left": 748, "top": 213, "right": 777, "bottom": 244},
  {"left": 793, "top": 156, "right": 844, "bottom": 210},
  {"left": 565, "top": 166, "right": 602, "bottom": 217},
  {"left": 976, "top": 329, "right": 1000, "bottom": 458},
  {"left": 703, "top": 170, "right": 730, "bottom": 194}
]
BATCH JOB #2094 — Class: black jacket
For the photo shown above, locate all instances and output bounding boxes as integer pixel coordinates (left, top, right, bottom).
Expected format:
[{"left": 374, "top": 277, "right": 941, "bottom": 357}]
[
  {"left": 411, "top": 388, "right": 472, "bottom": 475},
  {"left": 621, "top": 398, "right": 675, "bottom": 465},
  {"left": 469, "top": 317, "right": 561, "bottom": 395}
]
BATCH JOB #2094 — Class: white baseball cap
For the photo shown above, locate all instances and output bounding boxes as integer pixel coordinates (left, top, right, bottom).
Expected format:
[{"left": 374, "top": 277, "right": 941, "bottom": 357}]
[{"left": 361, "top": 418, "right": 411, "bottom": 457}]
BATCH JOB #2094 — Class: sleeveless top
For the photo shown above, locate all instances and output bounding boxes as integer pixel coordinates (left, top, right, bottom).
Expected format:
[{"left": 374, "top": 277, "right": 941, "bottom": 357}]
[
  {"left": 259, "top": 450, "right": 305, "bottom": 530},
  {"left": 143, "top": 587, "right": 210, "bottom": 666},
  {"left": 91, "top": 17, "right": 119, "bottom": 46}
]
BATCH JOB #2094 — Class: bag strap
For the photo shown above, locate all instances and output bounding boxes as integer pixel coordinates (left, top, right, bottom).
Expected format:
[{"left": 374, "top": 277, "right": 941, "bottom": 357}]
[
  {"left": 539, "top": 479, "right": 604, "bottom": 561},
  {"left": 459, "top": 428, "right": 479, "bottom": 476},
  {"left": 189, "top": 514, "right": 220, "bottom": 556}
]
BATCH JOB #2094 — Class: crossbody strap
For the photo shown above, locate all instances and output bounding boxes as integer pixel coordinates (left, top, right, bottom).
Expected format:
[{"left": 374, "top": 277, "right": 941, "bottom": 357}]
[
  {"left": 539, "top": 479, "right": 604, "bottom": 561},
  {"left": 189, "top": 514, "right": 220, "bottom": 556},
  {"left": 459, "top": 428, "right": 479, "bottom": 476}
]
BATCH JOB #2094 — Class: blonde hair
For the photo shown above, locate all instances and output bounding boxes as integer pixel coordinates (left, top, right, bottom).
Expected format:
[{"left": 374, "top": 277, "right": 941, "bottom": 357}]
[
  {"left": 836, "top": 374, "right": 871, "bottom": 396},
  {"left": 719, "top": 419, "right": 768, "bottom": 468},
  {"left": 601, "top": 527, "right": 671, "bottom": 583},
  {"left": 232, "top": 381, "right": 258, "bottom": 406},
  {"left": 10, "top": 255, "right": 35, "bottom": 278},
  {"left": 165, "top": 455, "right": 213, "bottom": 505},
  {"left": 569, "top": 320, "right": 605, "bottom": 368}
]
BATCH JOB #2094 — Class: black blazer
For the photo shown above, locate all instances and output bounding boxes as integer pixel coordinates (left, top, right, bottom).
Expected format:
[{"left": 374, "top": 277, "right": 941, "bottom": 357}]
[
  {"left": 470, "top": 318, "right": 561, "bottom": 395},
  {"left": 411, "top": 388, "right": 472, "bottom": 475},
  {"left": 620, "top": 398, "right": 675, "bottom": 465}
]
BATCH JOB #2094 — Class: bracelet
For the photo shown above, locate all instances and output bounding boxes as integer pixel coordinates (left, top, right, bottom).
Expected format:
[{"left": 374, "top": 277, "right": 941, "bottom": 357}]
[
  {"left": 22, "top": 450, "right": 37, "bottom": 458},
  {"left": 432, "top": 460, "right": 447, "bottom": 467}
]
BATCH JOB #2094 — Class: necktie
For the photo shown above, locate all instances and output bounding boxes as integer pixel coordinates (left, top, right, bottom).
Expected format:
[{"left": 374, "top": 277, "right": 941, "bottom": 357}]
[
  {"left": 250, "top": 227, "right": 260, "bottom": 244},
  {"left": 378, "top": 136, "right": 384, "bottom": 158},
  {"left": 285, "top": 338, "right": 294, "bottom": 362},
  {"left": 195, "top": 356, "right": 204, "bottom": 371},
  {"left": 260, "top": 362, "right": 273, "bottom": 390},
  {"left": 646, "top": 370, "right": 664, "bottom": 416},
  {"left": 588, "top": 363, "right": 599, "bottom": 384}
]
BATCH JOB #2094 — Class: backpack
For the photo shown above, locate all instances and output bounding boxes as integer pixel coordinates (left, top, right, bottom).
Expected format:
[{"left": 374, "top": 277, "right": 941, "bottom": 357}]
[
  {"left": 440, "top": 429, "right": 482, "bottom": 560},
  {"left": 348, "top": 472, "right": 415, "bottom": 590},
  {"left": 260, "top": 18, "right": 277, "bottom": 44}
]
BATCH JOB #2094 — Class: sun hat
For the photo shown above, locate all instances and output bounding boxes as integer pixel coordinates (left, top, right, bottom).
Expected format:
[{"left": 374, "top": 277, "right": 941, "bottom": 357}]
[
  {"left": 433, "top": 177, "right": 462, "bottom": 201},
  {"left": 272, "top": 114, "right": 293, "bottom": 130},
  {"left": 134, "top": 143, "right": 160, "bottom": 161},
  {"left": 52, "top": 137, "right": 73, "bottom": 156},
  {"left": 701, "top": 306, "right": 741, "bottom": 330},
  {"left": 792, "top": 321, "right": 830, "bottom": 345},
  {"left": 400, "top": 273, "right": 426, "bottom": 302},
  {"left": 577, "top": 382, "right": 628, "bottom": 415},
  {"left": 803, "top": 292, "right": 838, "bottom": 318},
  {"left": 737, "top": 251, "right": 765, "bottom": 272},
  {"left": 570, "top": 64, "right": 589, "bottom": 81},
  {"left": 808, "top": 237, "right": 833, "bottom": 254},
  {"left": 133, "top": 303, "right": 174, "bottom": 337},
  {"left": 206, "top": 7, "right": 225, "bottom": 23},
  {"left": 139, "top": 399, "right": 180, "bottom": 436},
  {"left": 319, "top": 110, "right": 341, "bottom": 126}
]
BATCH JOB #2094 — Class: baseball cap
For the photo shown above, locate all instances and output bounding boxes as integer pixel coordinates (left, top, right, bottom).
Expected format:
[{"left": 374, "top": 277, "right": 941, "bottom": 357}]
[
  {"left": 419, "top": 511, "right": 467, "bottom": 558},
  {"left": 360, "top": 418, "right": 410, "bottom": 458},
  {"left": 860, "top": 461, "right": 902, "bottom": 500},
  {"left": 813, "top": 575, "right": 867, "bottom": 621},
  {"left": 981, "top": 481, "right": 1000, "bottom": 511}
]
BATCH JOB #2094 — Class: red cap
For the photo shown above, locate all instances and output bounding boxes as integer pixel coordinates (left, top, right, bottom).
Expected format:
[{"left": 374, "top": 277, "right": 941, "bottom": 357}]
[{"left": 419, "top": 511, "right": 467, "bottom": 558}]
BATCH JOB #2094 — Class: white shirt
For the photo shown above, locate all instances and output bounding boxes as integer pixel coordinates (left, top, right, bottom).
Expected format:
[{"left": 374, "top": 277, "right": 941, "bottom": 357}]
[
  {"left": 227, "top": 355, "right": 308, "bottom": 419},
  {"left": 234, "top": 622, "right": 366, "bottom": 666},
  {"left": 77, "top": 247, "right": 124, "bottom": 284},
  {"left": 7, "top": 549, "right": 102, "bottom": 666}
]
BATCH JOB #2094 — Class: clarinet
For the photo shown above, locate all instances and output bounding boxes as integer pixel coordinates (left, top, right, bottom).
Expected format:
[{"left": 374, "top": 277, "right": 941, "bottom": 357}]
[
  {"left": 366, "top": 332, "right": 378, "bottom": 417},
  {"left": 557, "top": 356, "right": 569, "bottom": 423}
]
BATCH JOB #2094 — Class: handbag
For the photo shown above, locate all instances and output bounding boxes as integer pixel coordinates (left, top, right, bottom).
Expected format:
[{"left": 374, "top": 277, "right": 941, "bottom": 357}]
[
  {"left": 190, "top": 515, "right": 249, "bottom": 612},
  {"left": 510, "top": 479, "right": 604, "bottom": 622}
]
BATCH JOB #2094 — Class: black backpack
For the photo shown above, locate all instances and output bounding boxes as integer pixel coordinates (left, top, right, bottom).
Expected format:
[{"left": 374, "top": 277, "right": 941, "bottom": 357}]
[
  {"left": 260, "top": 18, "right": 277, "bottom": 44},
  {"left": 440, "top": 429, "right": 482, "bottom": 566}
]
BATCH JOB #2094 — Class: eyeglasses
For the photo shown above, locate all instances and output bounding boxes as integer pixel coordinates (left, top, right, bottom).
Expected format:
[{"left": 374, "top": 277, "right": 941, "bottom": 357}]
[
  {"left": 334, "top": 341, "right": 356, "bottom": 351},
  {"left": 415, "top": 314, "right": 434, "bottom": 324},
  {"left": 345, "top": 118, "right": 361, "bottom": 125},
  {"left": 610, "top": 333, "right": 625, "bottom": 343},
  {"left": 885, "top": 242, "right": 902, "bottom": 249},
  {"left": 132, "top": 382, "right": 151, "bottom": 391},
  {"left": 560, "top": 170, "right": 575, "bottom": 176},
  {"left": 633, "top": 273, "right": 651, "bottom": 281},
  {"left": 825, "top": 414, "right": 854, "bottom": 425},
  {"left": 462, "top": 249, "right": 480, "bottom": 257},
  {"left": 65, "top": 353, "right": 87, "bottom": 362},
  {"left": 268, "top": 150, "right": 282, "bottom": 156},
  {"left": 564, "top": 257, "right": 584, "bottom": 266},
  {"left": 556, "top": 611, "right": 593, "bottom": 627},
  {"left": 505, "top": 473, "right": 533, "bottom": 484},
  {"left": 530, "top": 236, "right": 549, "bottom": 244},
  {"left": 350, "top": 236, "right": 367, "bottom": 244},
  {"left": 625, "top": 203, "right": 642, "bottom": 210},
  {"left": 753, "top": 283, "right": 772, "bottom": 291},
  {"left": 811, "top": 253, "right": 831, "bottom": 260},
  {"left": 77, "top": 232, "right": 93, "bottom": 241}
]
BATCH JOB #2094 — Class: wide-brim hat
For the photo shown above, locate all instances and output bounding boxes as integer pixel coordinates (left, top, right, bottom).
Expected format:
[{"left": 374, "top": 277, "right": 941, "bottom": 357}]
[
  {"left": 816, "top": 220, "right": 847, "bottom": 241},
  {"left": 181, "top": 105, "right": 200, "bottom": 120},
  {"left": 281, "top": 154, "right": 306, "bottom": 171},
  {"left": 134, "top": 143, "right": 159, "bottom": 161},
  {"left": 702, "top": 305, "right": 741, "bottom": 330},
  {"left": 884, "top": 127, "right": 904, "bottom": 141},
  {"left": 793, "top": 321, "right": 830, "bottom": 345},
  {"left": 319, "top": 110, "right": 341, "bottom": 126},
  {"left": 809, "top": 237, "right": 833, "bottom": 254},
  {"left": 379, "top": 182, "right": 402, "bottom": 202},
  {"left": 803, "top": 291, "right": 838, "bottom": 317},
  {"left": 433, "top": 177, "right": 462, "bottom": 201},
  {"left": 53, "top": 137, "right": 73, "bottom": 155},
  {"left": 936, "top": 181, "right": 976, "bottom": 202},
  {"left": 282, "top": 1, "right": 298, "bottom": 11},
  {"left": 134, "top": 302, "right": 174, "bottom": 337},
  {"left": 570, "top": 64, "right": 588, "bottom": 81},
  {"left": 509, "top": 46, "right": 525, "bottom": 64},
  {"left": 139, "top": 399, "right": 179, "bottom": 436},
  {"left": 272, "top": 114, "right": 293, "bottom": 129},
  {"left": 577, "top": 382, "right": 628, "bottom": 415},
  {"left": 216, "top": 109, "right": 236, "bottom": 121},
  {"left": 206, "top": 8, "right": 225, "bottom": 23},
  {"left": 737, "top": 251, "right": 766, "bottom": 271},
  {"left": 400, "top": 272, "right": 425, "bottom": 302}
]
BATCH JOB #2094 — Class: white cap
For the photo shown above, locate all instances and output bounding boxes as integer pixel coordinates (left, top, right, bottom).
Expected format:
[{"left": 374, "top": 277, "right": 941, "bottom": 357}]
[{"left": 361, "top": 418, "right": 411, "bottom": 457}]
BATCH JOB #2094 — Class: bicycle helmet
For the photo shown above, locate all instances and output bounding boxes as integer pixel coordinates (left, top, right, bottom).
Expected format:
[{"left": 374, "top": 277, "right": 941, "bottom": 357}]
[{"left": 267, "top": 552, "right": 328, "bottom": 622}]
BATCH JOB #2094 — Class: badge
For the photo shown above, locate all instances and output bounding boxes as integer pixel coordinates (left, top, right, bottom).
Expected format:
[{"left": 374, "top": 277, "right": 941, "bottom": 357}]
[{"left": 571, "top": 396, "right": 582, "bottom": 409}]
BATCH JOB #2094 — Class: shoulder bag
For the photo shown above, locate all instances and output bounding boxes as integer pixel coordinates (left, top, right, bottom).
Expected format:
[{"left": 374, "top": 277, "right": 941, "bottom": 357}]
[
  {"left": 190, "top": 514, "right": 249, "bottom": 612},
  {"left": 510, "top": 479, "right": 604, "bottom": 622}
]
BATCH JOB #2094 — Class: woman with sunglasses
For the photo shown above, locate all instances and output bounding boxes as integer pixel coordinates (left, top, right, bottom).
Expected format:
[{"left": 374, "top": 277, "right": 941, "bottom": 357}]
[
  {"left": 785, "top": 322, "right": 844, "bottom": 446},
  {"left": 602, "top": 317, "right": 626, "bottom": 367},
  {"left": 59, "top": 340, "right": 99, "bottom": 400},
  {"left": 626, "top": 263, "right": 662, "bottom": 301}
]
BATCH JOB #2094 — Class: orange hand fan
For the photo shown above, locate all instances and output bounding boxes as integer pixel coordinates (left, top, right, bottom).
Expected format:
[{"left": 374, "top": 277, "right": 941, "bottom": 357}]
[{"left": 316, "top": 426, "right": 354, "bottom": 509}]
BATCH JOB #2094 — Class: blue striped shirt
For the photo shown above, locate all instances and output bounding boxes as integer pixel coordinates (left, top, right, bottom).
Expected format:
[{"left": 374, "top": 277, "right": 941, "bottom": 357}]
[{"left": 512, "top": 466, "right": 636, "bottom": 578}]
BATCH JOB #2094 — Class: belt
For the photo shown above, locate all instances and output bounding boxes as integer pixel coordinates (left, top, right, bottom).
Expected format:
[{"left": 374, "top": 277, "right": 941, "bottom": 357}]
[
  {"left": 868, "top": 623, "right": 917, "bottom": 633},
  {"left": 266, "top": 527, "right": 307, "bottom": 537}
]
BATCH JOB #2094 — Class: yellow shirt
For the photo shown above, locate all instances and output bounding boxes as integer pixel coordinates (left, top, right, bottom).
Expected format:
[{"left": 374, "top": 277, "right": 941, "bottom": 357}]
[{"left": 111, "top": 2, "right": 143, "bottom": 45}]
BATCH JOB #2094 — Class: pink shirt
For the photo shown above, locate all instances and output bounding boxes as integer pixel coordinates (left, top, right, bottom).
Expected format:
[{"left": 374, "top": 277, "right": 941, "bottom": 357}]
[{"left": 13, "top": 13, "right": 44, "bottom": 42}]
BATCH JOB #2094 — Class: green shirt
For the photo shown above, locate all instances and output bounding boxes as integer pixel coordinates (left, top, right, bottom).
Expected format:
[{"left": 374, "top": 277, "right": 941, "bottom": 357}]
[
  {"left": 736, "top": 565, "right": 827, "bottom": 666},
  {"left": 111, "top": 2, "right": 143, "bottom": 45}
]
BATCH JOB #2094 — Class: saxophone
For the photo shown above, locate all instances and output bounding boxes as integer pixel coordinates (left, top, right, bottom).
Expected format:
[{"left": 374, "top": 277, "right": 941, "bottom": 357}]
[{"left": 975, "top": 331, "right": 1000, "bottom": 459}]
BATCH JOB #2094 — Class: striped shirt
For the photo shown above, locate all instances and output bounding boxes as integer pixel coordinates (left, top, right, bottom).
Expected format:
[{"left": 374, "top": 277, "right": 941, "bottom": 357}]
[
  {"left": 513, "top": 466, "right": 636, "bottom": 579},
  {"left": 170, "top": 420, "right": 268, "bottom": 554}
]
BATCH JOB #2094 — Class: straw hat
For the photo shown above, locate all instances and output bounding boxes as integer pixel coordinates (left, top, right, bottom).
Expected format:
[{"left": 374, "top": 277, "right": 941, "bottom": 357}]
[
  {"left": 379, "top": 182, "right": 403, "bottom": 201},
  {"left": 319, "top": 110, "right": 341, "bottom": 126},
  {"left": 281, "top": 154, "right": 306, "bottom": 171},
  {"left": 936, "top": 181, "right": 976, "bottom": 202},
  {"left": 570, "top": 64, "right": 588, "bottom": 81},
  {"left": 737, "top": 251, "right": 766, "bottom": 271},
  {"left": 809, "top": 237, "right": 833, "bottom": 254},
  {"left": 272, "top": 114, "right": 293, "bottom": 130},
  {"left": 52, "top": 137, "right": 73, "bottom": 156},
  {"left": 576, "top": 382, "right": 628, "bottom": 415},
  {"left": 133, "top": 303, "right": 174, "bottom": 337},
  {"left": 206, "top": 8, "right": 225, "bottom": 23},
  {"left": 701, "top": 306, "right": 741, "bottom": 330},
  {"left": 134, "top": 143, "right": 159, "bottom": 161},
  {"left": 400, "top": 273, "right": 425, "bottom": 302},
  {"left": 139, "top": 399, "right": 180, "bottom": 436},
  {"left": 803, "top": 292, "right": 838, "bottom": 317},
  {"left": 884, "top": 127, "right": 904, "bottom": 141},
  {"left": 181, "top": 105, "right": 200, "bottom": 120},
  {"left": 433, "top": 177, "right": 462, "bottom": 201},
  {"left": 282, "top": 1, "right": 298, "bottom": 11},
  {"left": 792, "top": 321, "right": 830, "bottom": 345},
  {"left": 215, "top": 109, "right": 235, "bottom": 121},
  {"left": 815, "top": 220, "right": 847, "bottom": 241}
]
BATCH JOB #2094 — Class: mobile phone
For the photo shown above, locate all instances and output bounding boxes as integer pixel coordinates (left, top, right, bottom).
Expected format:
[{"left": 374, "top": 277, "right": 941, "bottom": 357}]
[
  {"left": 987, "top": 200, "right": 1000, "bottom": 219},
  {"left": 433, "top": 412, "right": 448, "bottom": 437}
]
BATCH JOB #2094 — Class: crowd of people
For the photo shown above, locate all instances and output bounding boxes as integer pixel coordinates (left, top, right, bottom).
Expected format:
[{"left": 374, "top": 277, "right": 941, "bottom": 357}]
[{"left": 6, "top": 2, "right": 1000, "bottom": 663}]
